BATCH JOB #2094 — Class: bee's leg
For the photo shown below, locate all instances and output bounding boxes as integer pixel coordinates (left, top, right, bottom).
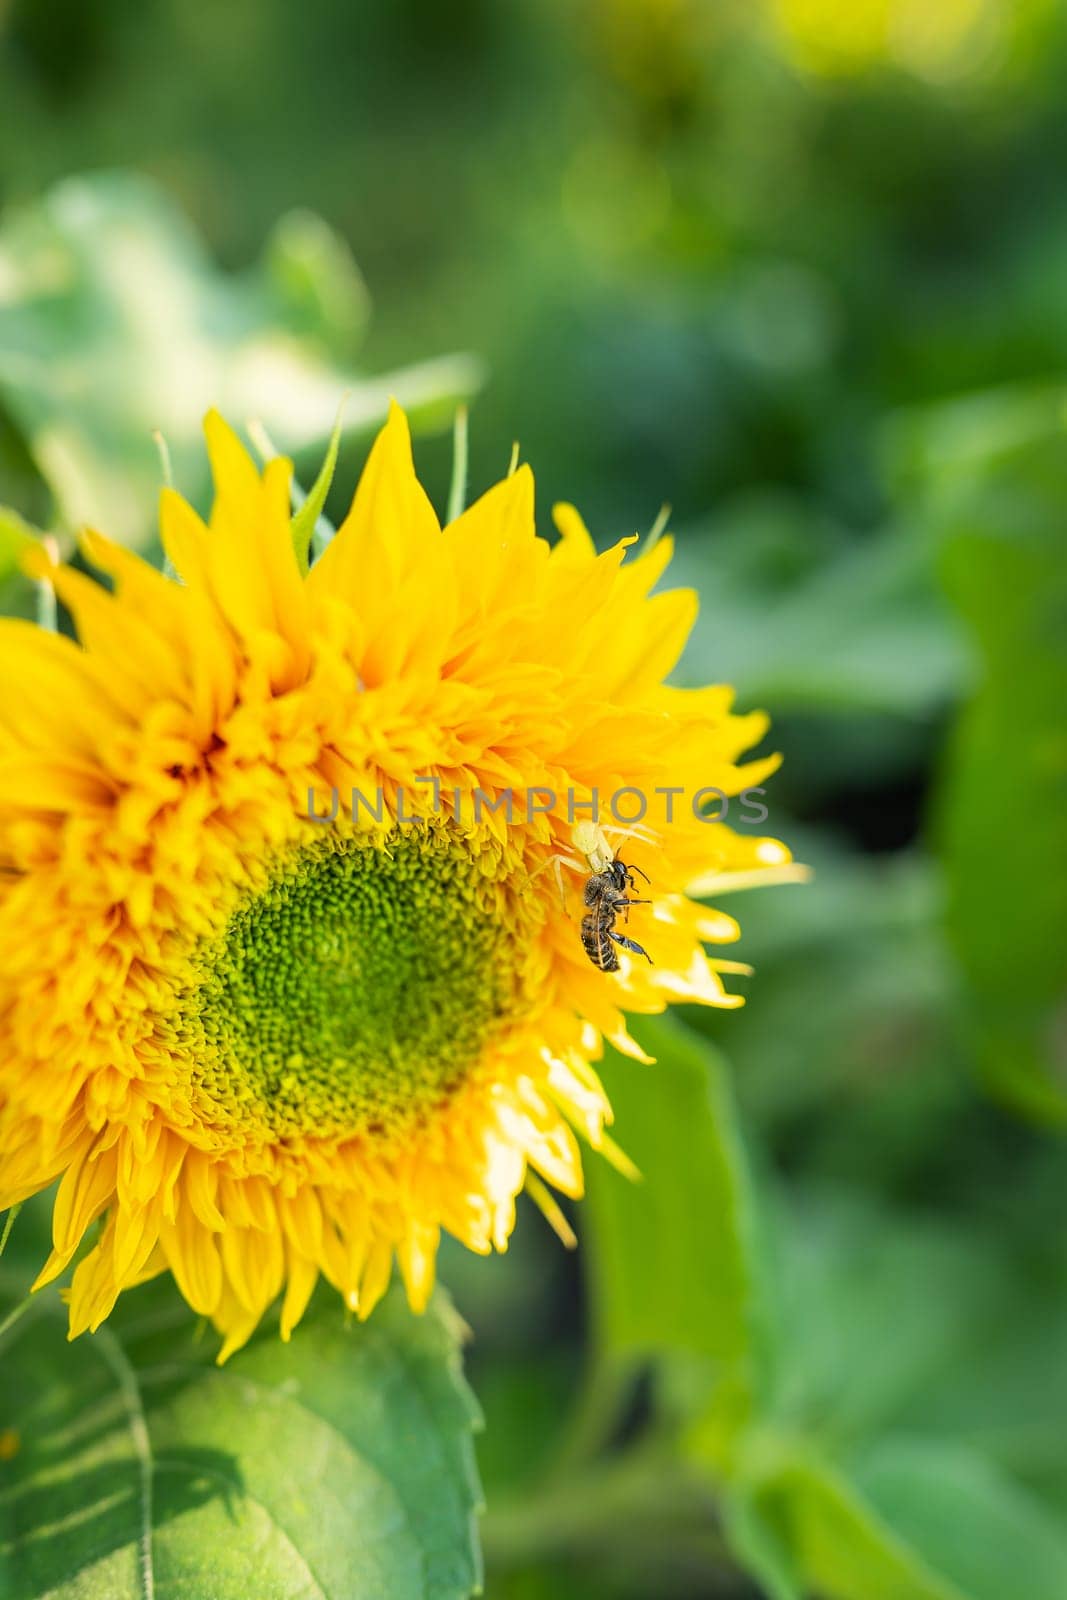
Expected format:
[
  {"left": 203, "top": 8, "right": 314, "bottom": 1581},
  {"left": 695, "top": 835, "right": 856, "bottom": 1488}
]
[{"left": 608, "top": 930, "right": 653, "bottom": 964}]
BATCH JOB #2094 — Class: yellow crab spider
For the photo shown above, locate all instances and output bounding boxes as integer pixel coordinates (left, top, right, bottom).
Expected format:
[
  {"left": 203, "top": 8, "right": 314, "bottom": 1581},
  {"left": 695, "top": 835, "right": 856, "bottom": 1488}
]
[{"left": 528, "top": 819, "right": 659, "bottom": 910}]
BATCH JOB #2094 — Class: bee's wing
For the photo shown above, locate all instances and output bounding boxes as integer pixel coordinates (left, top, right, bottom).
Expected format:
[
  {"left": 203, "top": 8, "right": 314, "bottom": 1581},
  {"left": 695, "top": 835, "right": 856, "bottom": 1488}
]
[{"left": 592, "top": 893, "right": 614, "bottom": 937}]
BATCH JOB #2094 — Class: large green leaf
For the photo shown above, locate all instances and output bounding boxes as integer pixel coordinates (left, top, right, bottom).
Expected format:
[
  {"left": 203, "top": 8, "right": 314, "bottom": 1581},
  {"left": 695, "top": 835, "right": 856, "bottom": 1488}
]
[
  {"left": 717, "top": 1188, "right": 1067, "bottom": 1600},
  {"left": 886, "top": 1285, "right": 1067, "bottom": 1507},
  {"left": 728, "top": 1436, "right": 1067, "bottom": 1600},
  {"left": 891, "top": 386, "right": 1067, "bottom": 1122},
  {"left": 694, "top": 833, "right": 967, "bottom": 1187},
  {"left": 0, "top": 173, "right": 482, "bottom": 547},
  {"left": 583, "top": 1016, "right": 768, "bottom": 1453},
  {"left": 726, "top": 1448, "right": 963, "bottom": 1600},
  {"left": 0, "top": 1277, "right": 482, "bottom": 1600},
  {"left": 856, "top": 1440, "right": 1067, "bottom": 1600},
  {"left": 761, "top": 1191, "right": 1009, "bottom": 1449}
]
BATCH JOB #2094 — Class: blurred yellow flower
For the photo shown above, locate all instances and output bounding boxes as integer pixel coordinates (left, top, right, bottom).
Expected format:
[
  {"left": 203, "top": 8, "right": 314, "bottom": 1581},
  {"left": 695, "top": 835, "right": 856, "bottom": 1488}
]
[
  {"left": 771, "top": 0, "right": 1010, "bottom": 81},
  {"left": 0, "top": 405, "right": 791, "bottom": 1359}
]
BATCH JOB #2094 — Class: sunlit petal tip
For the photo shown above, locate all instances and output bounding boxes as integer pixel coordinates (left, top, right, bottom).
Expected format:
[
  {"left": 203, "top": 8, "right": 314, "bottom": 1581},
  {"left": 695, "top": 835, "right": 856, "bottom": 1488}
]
[
  {"left": 79, "top": 527, "right": 114, "bottom": 566},
  {"left": 203, "top": 408, "right": 261, "bottom": 497},
  {"left": 597, "top": 1134, "right": 641, "bottom": 1183}
]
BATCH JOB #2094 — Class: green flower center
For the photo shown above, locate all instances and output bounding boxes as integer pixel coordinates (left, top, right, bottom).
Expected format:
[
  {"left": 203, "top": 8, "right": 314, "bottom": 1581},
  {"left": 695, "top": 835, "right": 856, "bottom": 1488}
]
[{"left": 170, "top": 825, "right": 536, "bottom": 1143}]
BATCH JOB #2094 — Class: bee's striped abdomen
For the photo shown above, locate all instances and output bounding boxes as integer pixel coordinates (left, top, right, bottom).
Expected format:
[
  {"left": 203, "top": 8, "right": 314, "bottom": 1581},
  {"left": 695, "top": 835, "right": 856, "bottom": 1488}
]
[{"left": 580, "top": 912, "right": 619, "bottom": 972}]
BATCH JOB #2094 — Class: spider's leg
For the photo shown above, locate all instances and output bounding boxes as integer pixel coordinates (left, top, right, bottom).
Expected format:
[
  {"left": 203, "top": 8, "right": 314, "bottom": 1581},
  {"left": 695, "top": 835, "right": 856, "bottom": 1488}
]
[{"left": 527, "top": 851, "right": 582, "bottom": 910}]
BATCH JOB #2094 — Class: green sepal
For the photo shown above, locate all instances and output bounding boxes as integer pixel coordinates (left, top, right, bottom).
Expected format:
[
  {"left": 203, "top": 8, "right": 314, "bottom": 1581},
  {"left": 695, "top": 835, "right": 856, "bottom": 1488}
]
[{"left": 291, "top": 405, "right": 344, "bottom": 572}]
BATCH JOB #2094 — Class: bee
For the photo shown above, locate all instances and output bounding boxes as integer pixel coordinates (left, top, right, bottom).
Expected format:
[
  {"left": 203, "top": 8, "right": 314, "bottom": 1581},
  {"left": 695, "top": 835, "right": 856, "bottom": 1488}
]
[{"left": 580, "top": 856, "right": 654, "bottom": 972}]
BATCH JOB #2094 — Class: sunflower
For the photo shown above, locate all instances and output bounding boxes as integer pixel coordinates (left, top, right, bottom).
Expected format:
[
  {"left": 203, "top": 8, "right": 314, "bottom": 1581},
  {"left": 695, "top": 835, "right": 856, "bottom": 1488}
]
[{"left": 0, "top": 405, "right": 795, "bottom": 1360}]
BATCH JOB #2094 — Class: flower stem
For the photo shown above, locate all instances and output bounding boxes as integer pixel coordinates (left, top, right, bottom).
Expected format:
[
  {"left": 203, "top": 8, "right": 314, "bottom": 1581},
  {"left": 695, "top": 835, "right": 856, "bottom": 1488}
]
[{"left": 447, "top": 404, "right": 469, "bottom": 524}]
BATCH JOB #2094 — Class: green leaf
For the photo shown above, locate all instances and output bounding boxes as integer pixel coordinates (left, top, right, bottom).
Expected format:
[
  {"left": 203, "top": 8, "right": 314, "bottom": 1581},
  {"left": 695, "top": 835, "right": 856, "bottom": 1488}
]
[
  {"left": 720, "top": 1482, "right": 803, "bottom": 1600},
  {"left": 856, "top": 1440, "right": 1067, "bottom": 1600},
  {"left": 762, "top": 1190, "right": 1010, "bottom": 1449},
  {"left": 0, "top": 173, "right": 483, "bottom": 548},
  {"left": 864, "top": 1240, "right": 1067, "bottom": 1512},
  {"left": 716, "top": 1188, "right": 1067, "bottom": 1600},
  {"left": 583, "top": 1015, "right": 768, "bottom": 1453},
  {"left": 727, "top": 1438, "right": 1067, "bottom": 1600},
  {"left": 694, "top": 834, "right": 966, "bottom": 1181},
  {"left": 261, "top": 210, "right": 371, "bottom": 357},
  {"left": 0, "top": 1278, "right": 483, "bottom": 1600},
  {"left": 895, "top": 386, "right": 1067, "bottom": 1123},
  {"left": 730, "top": 1447, "right": 965, "bottom": 1600}
]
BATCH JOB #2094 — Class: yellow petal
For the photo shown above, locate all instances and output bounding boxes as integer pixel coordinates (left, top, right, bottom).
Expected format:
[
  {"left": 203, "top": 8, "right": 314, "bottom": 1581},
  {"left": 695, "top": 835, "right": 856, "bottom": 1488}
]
[{"left": 309, "top": 401, "right": 441, "bottom": 599}]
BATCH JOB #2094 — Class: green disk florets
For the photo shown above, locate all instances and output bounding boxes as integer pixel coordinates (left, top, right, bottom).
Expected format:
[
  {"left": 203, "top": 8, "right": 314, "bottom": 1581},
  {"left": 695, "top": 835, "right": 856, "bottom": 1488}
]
[{"left": 171, "top": 825, "right": 533, "bottom": 1142}]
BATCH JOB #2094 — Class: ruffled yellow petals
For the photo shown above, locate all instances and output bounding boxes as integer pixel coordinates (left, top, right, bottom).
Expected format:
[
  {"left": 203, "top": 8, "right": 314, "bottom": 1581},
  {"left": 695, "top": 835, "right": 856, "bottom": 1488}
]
[
  {"left": 182, "top": 1151, "right": 227, "bottom": 1230},
  {"left": 67, "top": 1219, "right": 130, "bottom": 1336},
  {"left": 0, "top": 754, "right": 116, "bottom": 812},
  {"left": 75, "top": 536, "right": 193, "bottom": 703},
  {"left": 42, "top": 566, "right": 168, "bottom": 722},
  {"left": 220, "top": 1221, "right": 285, "bottom": 1316},
  {"left": 0, "top": 621, "right": 127, "bottom": 763},
  {"left": 111, "top": 1193, "right": 166, "bottom": 1284},
  {"left": 498, "top": 1084, "right": 585, "bottom": 1200},
  {"left": 655, "top": 948, "right": 745, "bottom": 1010},
  {"left": 34, "top": 1136, "right": 119, "bottom": 1288},
  {"left": 279, "top": 1186, "right": 324, "bottom": 1258},
  {"left": 547, "top": 1053, "right": 615, "bottom": 1141}
]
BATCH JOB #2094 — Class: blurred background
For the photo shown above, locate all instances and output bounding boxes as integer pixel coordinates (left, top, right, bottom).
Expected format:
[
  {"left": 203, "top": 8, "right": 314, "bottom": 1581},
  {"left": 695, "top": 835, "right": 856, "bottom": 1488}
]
[{"left": 1, "top": 2, "right": 1065, "bottom": 1596}]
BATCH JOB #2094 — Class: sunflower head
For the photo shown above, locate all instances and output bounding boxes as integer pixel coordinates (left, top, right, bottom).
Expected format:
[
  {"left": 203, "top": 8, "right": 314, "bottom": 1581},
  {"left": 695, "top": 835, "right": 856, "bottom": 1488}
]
[{"left": 0, "top": 404, "right": 795, "bottom": 1359}]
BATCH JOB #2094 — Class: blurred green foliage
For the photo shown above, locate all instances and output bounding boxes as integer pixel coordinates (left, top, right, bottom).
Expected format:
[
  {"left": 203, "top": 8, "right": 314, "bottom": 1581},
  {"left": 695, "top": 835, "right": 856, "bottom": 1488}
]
[
  {"left": 1, "top": 0, "right": 1066, "bottom": 1596},
  {"left": 0, "top": 172, "right": 480, "bottom": 558}
]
